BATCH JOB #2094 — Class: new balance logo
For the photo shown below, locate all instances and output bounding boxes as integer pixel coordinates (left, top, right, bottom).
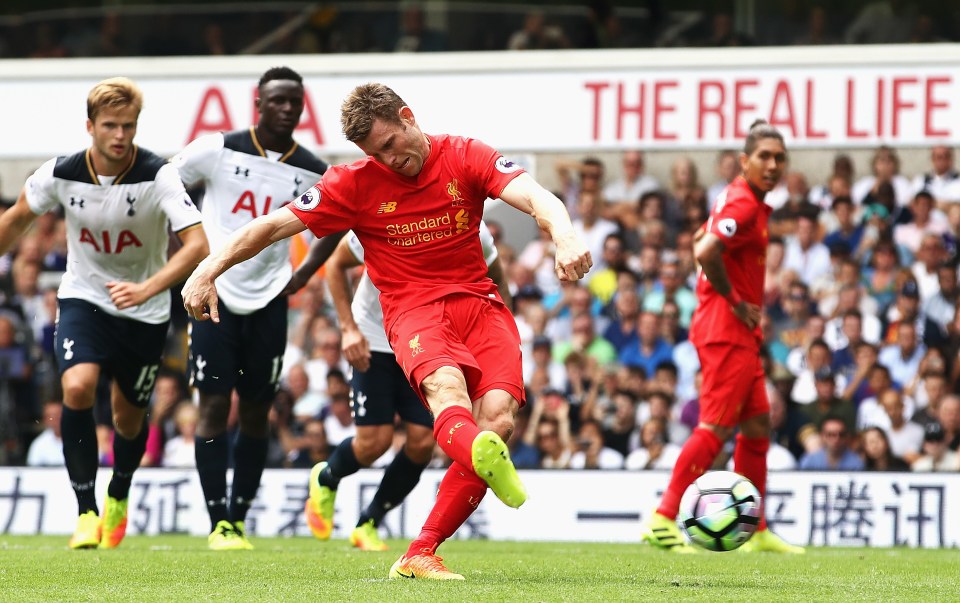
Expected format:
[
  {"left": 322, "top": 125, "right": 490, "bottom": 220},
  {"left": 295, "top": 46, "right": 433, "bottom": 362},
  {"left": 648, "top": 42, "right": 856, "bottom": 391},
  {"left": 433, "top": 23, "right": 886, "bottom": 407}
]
[
  {"left": 63, "top": 338, "right": 75, "bottom": 360},
  {"left": 235, "top": 166, "right": 250, "bottom": 177},
  {"left": 377, "top": 201, "right": 397, "bottom": 214},
  {"left": 69, "top": 196, "right": 85, "bottom": 208}
]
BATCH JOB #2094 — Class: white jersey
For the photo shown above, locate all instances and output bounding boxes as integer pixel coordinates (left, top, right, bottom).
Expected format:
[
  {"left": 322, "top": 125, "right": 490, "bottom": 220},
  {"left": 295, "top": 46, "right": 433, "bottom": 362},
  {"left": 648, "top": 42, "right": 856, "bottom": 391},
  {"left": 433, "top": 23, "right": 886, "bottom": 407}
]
[
  {"left": 24, "top": 147, "right": 201, "bottom": 324},
  {"left": 347, "top": 221, "right": 499, "bottom": 353},
  {"left": 172, "top": 129, "right": 326, "bottom": 314}
]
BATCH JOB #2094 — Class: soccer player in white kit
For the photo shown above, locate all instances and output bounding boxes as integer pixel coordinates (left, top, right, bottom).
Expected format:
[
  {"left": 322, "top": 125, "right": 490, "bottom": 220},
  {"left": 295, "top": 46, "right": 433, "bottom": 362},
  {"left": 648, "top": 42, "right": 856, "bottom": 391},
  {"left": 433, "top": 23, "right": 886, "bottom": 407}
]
[
  {"left": 286, "top": 222, "right": 507, "bottom": 550},
  {"left": 171, "top": 67, "right": 327, "bottom": 550},
  {"left": 0, "top": 77, "right": 208, "bottom": 549}
]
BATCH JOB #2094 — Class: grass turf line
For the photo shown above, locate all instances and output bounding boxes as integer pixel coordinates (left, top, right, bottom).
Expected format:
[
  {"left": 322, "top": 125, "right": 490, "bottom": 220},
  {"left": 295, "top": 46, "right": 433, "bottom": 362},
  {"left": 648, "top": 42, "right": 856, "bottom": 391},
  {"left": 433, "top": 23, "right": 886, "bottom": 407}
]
[{"left": 1, "top": 536, "right": 957, "bottom": 602}]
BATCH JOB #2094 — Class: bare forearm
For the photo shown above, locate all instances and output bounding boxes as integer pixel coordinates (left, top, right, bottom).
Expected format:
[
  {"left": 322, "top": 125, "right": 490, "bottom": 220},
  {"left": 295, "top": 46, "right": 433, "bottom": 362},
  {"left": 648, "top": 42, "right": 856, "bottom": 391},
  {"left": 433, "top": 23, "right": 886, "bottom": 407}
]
[
  {"left": 699, "top": 254, "right": 734, "bottom": 298},
  {"left": 140, "top": 227, "right": 207, "bottom": 298},
  {"left": 326, "top": 261, "right": 358, "bottom": 332},
  {"left": 202, "top": 209, "right": 303, "bottom": 281}
]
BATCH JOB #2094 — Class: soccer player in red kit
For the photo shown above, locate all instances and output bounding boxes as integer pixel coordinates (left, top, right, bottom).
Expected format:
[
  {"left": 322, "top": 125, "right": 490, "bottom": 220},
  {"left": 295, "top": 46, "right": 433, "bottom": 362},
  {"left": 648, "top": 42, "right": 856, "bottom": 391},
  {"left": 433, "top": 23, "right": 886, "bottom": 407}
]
[
  {"left": 641, "top": 120, "right": 804, "bottom": 554},
  {"left": 181, "top": 83, "right": 592, "bottom": 578}
]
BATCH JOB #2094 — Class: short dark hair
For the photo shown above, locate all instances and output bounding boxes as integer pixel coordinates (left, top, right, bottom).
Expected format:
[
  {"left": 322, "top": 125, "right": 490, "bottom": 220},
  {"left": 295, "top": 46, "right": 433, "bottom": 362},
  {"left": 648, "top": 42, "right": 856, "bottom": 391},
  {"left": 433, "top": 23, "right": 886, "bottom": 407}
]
[
  {"left": 743, "top": 119, "right": 785, "bottom": 156},
  {"left": 259, "top": 66, "right": 303, "bottom": 89}
]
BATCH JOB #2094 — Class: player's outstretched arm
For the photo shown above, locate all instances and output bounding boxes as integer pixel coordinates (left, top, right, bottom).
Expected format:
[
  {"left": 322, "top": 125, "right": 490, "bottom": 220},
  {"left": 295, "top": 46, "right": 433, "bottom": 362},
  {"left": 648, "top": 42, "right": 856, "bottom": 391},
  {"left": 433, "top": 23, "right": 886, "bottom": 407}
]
[
  {"left": 108, "top": 224, "right": 209, "bottom": 311},
  {"left": 325, "top": 236, "right": 370, "bottom": 372},
  {"left": 183, "top": 206, "right": 306, "bottom": 322},
  {"left": 695, "top": 231, "right": 761, "bottom": 329},
  {"left": 0, "top": 190, "right": 40, "bottom": 256},
  {"left": 500, "top": 173, "right": 592, "bottom": 281},
  {"left": 280, "top": 230, "right": 348, "bottom": 296}
]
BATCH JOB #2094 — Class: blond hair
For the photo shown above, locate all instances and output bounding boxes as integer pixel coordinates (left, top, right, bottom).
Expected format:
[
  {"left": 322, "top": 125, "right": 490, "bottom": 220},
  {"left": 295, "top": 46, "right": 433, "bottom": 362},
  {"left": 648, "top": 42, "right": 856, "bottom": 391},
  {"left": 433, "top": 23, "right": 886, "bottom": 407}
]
[
  {"left": 87, "top": 76, "right": 143, "bottom": 121},
  {"left": 340, "top": 82, "right": 406, "bottom": 142}
]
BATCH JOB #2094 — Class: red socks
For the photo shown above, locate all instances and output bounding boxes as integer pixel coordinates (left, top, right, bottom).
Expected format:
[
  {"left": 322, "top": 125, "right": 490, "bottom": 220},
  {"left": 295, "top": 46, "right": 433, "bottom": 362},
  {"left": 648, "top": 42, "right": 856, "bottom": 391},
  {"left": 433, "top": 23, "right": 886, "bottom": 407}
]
[
  {"left": 657, "top": 427, "right": 723, "bottom": 519},
  {"left": 433, "top": 405, "right": 482, "bottom": 471},
  {"left": 405, "top": 462, "right": 487, "bottom": 557},
  {"left": 733, "top": 433, "right": 770, "bottom": 531}
]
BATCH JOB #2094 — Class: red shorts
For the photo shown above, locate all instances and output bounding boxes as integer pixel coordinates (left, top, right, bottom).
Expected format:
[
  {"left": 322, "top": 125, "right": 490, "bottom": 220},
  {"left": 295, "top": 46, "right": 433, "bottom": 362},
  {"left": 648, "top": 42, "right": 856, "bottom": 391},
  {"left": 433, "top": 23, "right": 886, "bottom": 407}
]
[
  {"left": 388, "top": 293, "right": 525, "bottom": 408},
  {"left": 697, "top": 343, "right": 769, "bottom": 427}
]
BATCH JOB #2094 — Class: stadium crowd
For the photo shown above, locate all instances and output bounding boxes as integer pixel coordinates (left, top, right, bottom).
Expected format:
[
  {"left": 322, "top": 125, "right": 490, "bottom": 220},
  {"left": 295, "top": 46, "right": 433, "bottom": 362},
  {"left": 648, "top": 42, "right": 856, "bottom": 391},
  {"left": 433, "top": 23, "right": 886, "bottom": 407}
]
[
  {"left": 1, "top": 1, "right": 958, "bottom": 59},
  {"left": 5, "top": 140, "right": 960, "bottom": 474}
]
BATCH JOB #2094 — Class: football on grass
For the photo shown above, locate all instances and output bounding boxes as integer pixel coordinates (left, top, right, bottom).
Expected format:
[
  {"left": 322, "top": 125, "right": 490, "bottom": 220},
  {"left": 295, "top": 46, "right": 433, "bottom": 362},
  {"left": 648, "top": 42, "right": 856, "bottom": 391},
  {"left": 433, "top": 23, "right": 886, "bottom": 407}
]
[{"left": 677, "top": 470, "right": 761, "bottom": 552}]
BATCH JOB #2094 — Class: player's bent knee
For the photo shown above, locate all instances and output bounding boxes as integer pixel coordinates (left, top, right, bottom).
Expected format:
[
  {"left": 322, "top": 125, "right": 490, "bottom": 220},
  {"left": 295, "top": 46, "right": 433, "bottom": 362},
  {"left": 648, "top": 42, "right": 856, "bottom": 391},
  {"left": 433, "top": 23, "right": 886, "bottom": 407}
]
[
  {"left": 353, "top": 433, "right": 392, "bottom": 465},
  {"left": 420, "top": 366, "right": 469, "bottom": 403},
  {"left": 112, "top": 413, "right": 143, "bottom": 439}
]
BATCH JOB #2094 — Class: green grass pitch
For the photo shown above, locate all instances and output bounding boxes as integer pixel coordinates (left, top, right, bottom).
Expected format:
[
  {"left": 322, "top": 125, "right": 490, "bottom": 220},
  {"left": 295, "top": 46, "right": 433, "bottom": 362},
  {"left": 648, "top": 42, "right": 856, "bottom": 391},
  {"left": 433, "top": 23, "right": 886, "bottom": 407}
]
[{"left": 1, "top": 536, "right": 957, "bottom": 602}]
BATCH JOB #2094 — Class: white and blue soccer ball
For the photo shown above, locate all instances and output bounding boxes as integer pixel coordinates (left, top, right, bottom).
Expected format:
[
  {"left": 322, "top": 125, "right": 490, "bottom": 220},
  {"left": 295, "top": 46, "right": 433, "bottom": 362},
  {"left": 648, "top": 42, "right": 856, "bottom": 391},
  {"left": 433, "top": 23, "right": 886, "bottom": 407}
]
[{"left": 677, "top": 470, "right": 762, "bottom": 552}]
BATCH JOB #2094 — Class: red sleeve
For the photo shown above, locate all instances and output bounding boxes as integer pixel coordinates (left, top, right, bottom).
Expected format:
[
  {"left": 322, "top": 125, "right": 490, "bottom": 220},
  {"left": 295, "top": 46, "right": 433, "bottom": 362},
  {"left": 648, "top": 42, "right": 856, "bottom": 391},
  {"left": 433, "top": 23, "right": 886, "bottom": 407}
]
[
  {"left": 286, "top": 166, "right": 357, "bottom": 237},
  {"left": 462, "top": 138, "right": 525, "bottom": 199},
  {"left": 705, "top": 189, "right": 757, "bottom": 251}
]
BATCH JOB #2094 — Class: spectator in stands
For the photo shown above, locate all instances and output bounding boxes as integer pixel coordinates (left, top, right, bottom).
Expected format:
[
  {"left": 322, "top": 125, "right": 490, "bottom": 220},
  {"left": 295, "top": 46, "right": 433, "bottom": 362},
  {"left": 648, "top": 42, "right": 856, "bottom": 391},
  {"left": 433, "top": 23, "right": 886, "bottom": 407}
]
[
  {"left": 896, "top": 196, "right": 950, "bottom": 261},
  {"left": 26, "top": 401, "right": 63, "bottom": 466},
  {"left": 619, "top": 311, "right": 674, "bottom": 378},
  {"left": 625, "top": 417, "right": 680, "bottom": 470},
  {"left": 322, "top": 391, "right": 355, "bottom": 448},
  {"left": 822, "top": 197, "right": 865, "bottom": 260},
  {"left": 883, "top": 280, "right": 946, "bottom": 349},
  {"left": 783, "top": 215, "right": 831, "bottom": 287},
  {"left": 507, "top": 10, "right": 570, "bottom": 50},
  {"left": 794, "top": 5, "right": 840, "bottom": 45},
  {"left": 705, "top": 150, "right": 738, "bottom": 209},
  {"left": 799, "top": 415, "right": 865, "bottom": 470},
  {"left": 667, "top": 156, "right": 706, "bottom": 226},
  {"left": 904, "top": 349, "right": 947, "bottom": 409},
  {"left": 877, "top": 388, "right": 924, "bottom": 463},
  {"left": 769, "top": 172, "right": 819, "bottom": 237},
  {"left": 913, "top": 145, "right": 960, "bottom": 208},
  {"left": 861, "top": 240, "right": 900, "bottom": 313},
  {"left": 572, "top": 190, "right": 619, "bottom": 279},
  {"left": 524, "top": 335, "right": 567, "bottom": 398},
  {"left": 602, "top": 150, "right": 659, "bottom": 217},
  {"left": 286, "top": 362, "right": 325, "bottom": 423},
  {"left": 503, "top": 404, "right": 539, "bottom": 470},
  {"left": 799, "top": 367, "right": 857, "bottom": 436},
  {"left": 602, "top": 287, "right": 640, "bottom": 354},
  {"left": 937, "top": 395, "right": 960, "bottom": 450},
  {"left": 642, "top": 258, "right": 696, "bottom": 328},
  {"left": 30, "top": 23, "right": 68, "bottom": 59},
  {"left": 570, "top": 419, "right": 624, "bottom": 469},
  {"left": 763, "top": 237, "right": 788, "bottom": 311},
  {"left": 923, "top": 260, "right": 958, "bottom": 332},
  {"left": 286, "top": 418, "right": 330, "bottom": 469},
  {"left": 144, "top": 371, "right": 187, "bottom": 467},
  {"left": 860, "top": 426, "right": 910, "bottom": 471},
  {"left": 699, "top": 11, "right": 753, "bottom": 46},
  {"left": 909, "top": 232, "right": 949, "bottom": 301},
  {"left": 304, "top": 326, "right": 349, "bottom": 398},
  {"left": 526, "top": 391, "right": 573, "bottom": 469},
  {"left": 393, "top": 6, "right": 447, "bottom": 52},
  {"left": 554, "top": 156, "right": 605, "bottom": 218},
  {"left": 911, "top": 421, "right": 960, "bottom": 471},
  {"left": 658, "top": 300, "right": 689, "bottom": 345},
  {"left": 879, "top": 321, "right": 925, "bottom": 389},
  {"left": 162, "top": 402, "right": 199, "bottom": 468},
  {"left": 518, "top": 226, "right": 560, "bottom": 298},
  {"left": 773, "top": 280, "right": 813, "bottom": 352},
  {"left": 587, "top": 233, "right": 628, "bottom": 304},
  {"left": 910, "top": 370, "right": 948, "bottom": 430},
  {"left": 845, "top": 0, "right": 915, "bottom": 44},
  {"left": 554, "top": 307, "right": 617, "bottom": 369},
  {"left": 853, "top": 146, "right": 913, "bottom": 208}
]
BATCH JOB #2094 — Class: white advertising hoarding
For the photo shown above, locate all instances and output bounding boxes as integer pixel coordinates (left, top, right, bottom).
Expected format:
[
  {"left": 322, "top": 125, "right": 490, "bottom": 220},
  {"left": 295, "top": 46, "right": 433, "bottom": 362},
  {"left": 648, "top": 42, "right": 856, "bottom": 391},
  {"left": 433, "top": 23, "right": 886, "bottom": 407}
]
[
  {"left": 1, "top": 44, "right": 958, "bottom": 159},
  {"left": 1, "top": 468, "right": 955, "bottom": 548}
]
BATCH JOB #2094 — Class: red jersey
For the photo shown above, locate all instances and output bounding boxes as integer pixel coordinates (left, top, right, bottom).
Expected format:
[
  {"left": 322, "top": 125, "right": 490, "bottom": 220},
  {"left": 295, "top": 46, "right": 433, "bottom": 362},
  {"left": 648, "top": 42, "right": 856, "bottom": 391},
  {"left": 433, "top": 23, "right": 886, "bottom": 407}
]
[
  {"left": 689, "top": 176, "right": 772, "bottom": 349},
  {"left": 289, "top": 134, "right": 523, "bottom": 333}
]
